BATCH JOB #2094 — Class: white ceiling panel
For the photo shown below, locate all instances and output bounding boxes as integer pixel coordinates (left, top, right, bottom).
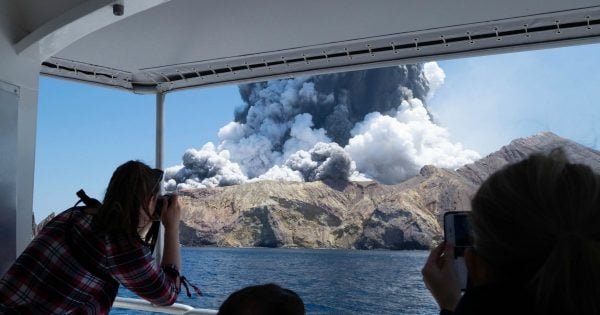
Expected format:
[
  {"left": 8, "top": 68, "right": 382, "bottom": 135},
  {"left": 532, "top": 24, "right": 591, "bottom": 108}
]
[{"left": 31, "top": 0, "right": 600, "bottom": 92}]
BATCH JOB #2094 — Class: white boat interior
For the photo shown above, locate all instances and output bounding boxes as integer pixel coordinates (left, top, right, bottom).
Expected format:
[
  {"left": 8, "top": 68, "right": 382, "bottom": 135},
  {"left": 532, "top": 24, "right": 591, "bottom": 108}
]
[{"left": 2, "top": 0, "right": 600, "bottom": 312}]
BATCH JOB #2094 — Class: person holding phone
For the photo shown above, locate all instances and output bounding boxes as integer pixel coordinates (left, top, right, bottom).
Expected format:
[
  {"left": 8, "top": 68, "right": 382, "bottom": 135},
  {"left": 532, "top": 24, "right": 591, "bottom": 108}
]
[
  {"left": 0, "top": 160, "right": 182, "bottom": 314},
  {"left": 422, "top": 150, "right": 600, "bottom": 315}
]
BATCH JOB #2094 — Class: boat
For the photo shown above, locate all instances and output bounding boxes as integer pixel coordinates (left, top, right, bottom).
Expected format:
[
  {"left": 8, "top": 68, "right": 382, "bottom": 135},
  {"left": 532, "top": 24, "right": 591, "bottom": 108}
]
[{"left": 2, "top": 0, "right": 600, "bottom": 313}]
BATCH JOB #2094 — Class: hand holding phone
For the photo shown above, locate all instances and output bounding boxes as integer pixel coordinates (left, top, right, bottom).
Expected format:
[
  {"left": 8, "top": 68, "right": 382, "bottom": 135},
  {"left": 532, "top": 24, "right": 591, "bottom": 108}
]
[
  {"left": 444, "top": 211, "right": 472, "bottom": 291},
  {"left": 422, "top": 241, "right": 462, "bottom": 310}
]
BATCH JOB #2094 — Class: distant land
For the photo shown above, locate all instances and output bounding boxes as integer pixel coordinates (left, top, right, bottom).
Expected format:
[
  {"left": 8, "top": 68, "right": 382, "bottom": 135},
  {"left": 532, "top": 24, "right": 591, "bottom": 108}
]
[
  {"left": 34, "top": 132, "right": 600, "bottom": 249},
  {"left": 177, "top": 132, "right": 600, "bottom": 249}
]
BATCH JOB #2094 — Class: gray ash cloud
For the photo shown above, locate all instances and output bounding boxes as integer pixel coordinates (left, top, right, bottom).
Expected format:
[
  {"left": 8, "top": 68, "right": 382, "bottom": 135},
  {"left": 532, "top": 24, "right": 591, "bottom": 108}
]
[
  {"left": 164, "top": 63, "right": 479, "bottom": 191},
  {"left": 236, "top": 65, "right": 428, "bottom": 146}
]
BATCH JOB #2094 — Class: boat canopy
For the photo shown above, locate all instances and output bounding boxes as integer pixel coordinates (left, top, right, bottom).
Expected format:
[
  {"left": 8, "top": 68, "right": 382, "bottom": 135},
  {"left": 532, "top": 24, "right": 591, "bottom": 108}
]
[
  {"left": 2, "top": 0, "right": 600, "bottom": 274},
  {"left": 12, "top": 0, "right": 600, "bottom": 93}
]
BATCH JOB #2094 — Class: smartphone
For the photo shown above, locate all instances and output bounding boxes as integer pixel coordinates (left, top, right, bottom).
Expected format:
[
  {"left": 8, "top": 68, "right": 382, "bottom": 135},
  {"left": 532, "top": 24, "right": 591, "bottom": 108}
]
[{"left": 443, "top": 211, "right": 472, "bottom": 291}]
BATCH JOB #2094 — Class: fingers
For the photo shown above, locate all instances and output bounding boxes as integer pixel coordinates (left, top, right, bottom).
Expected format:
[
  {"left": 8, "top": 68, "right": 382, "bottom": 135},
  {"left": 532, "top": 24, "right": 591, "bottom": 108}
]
[
  {"left": 168, "top": 194, "right": 180, "bottom": 208},
  {"left": 421, "top": 241, "right": 462, "bottom": 311},
  {"left": 423, "top": 242, "right": 446, "bottom": 281},
  {"left": 443, "top": 242, "right": 455, "bottom": 263},
  {"left": 161, "top": 194, "right": 181, "bottom": 227},
  {"left": 423, "top": 242, "right": 456, "bottom": 276},
  {"left": 168, "top": 195, "right": 181, "bottom": 216},
  {"left": 425, "top": 242, "right": 445, "bottom": 266}
]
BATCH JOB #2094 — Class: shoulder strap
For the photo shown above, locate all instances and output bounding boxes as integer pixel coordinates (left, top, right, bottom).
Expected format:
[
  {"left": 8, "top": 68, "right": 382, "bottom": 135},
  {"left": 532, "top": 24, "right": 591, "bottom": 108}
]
[
  {"left": 144, "top": 221, "right": 161, "bottom": 254},
  {"left": 75, "top": 189, "right": 102, "bottom": 208},
  {"left": 180, "top": 276, "right": 203, "bottom": 297},
  {"left": 162, "top": 264, "right": 203, "bottom": 297}
]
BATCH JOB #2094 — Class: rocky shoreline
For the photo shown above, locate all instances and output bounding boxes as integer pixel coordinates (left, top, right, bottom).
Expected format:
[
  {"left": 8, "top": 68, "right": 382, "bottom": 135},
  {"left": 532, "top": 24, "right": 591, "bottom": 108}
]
[{"left": 177, "top": 132, "right": 600, "bottom": 250}]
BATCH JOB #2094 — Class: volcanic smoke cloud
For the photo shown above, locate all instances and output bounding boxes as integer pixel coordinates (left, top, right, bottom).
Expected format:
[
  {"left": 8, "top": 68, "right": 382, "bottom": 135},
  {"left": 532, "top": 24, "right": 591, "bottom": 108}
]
[{"left": 164, "top": 63, "right": 480, "bottom": 191}]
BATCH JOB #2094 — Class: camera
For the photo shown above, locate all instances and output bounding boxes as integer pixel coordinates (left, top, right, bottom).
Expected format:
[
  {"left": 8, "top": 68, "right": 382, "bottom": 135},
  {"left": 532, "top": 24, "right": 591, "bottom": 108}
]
[
  {"left": 146, "top": 194, "right": 172, "bottom": 253},
  {"left": 153, "top": 194, "right": 172, "bottom": 221}
]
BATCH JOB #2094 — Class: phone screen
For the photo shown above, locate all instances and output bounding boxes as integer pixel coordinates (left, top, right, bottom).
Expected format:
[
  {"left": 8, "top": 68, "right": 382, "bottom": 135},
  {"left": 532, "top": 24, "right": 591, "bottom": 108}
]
[
  {"left": 453, "top": 214, "right": 471, "bottom": 247},
  {"left": 444, "top": 211, "right": 472, "bottom": 291}
]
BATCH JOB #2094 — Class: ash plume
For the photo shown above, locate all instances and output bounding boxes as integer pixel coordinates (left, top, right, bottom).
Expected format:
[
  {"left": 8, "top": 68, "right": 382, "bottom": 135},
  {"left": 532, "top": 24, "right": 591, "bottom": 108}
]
[
  {"left": 235, "top": 65, "right": 429, "bottom": 146},
  {"left": 165, "top": 62, "right": 479, "bottom": 190}
]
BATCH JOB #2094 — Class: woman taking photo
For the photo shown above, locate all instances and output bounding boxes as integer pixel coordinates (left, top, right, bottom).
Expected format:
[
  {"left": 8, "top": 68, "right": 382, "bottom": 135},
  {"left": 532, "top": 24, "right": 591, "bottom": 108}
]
[
  {"left": 0, "top": 160, "right": 182, "bottom": 314},
  {"left": 422, "top": 151, "right": 600, "bottom": 315}
]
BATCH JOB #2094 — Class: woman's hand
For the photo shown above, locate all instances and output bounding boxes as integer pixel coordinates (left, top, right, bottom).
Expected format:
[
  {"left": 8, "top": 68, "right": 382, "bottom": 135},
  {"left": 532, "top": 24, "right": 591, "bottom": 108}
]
[
  {"left": 161, "top": 194, "right": 181, "bottom": 231},
  {"left": 421, "top": 242, "right": 461, "bottom": 311}
]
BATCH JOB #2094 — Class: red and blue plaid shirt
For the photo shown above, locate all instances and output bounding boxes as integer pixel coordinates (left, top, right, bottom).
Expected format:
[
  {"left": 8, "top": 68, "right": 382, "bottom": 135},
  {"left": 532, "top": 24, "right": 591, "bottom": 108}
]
[{"left": 0, "top": 207, "right": 179, "bottom": 314}]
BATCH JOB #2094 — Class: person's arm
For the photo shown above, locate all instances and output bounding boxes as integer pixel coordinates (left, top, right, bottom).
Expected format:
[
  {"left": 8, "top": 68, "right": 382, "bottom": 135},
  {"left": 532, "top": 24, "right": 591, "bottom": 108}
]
[
  {"left": 160, "top": 194, "right": 182, "bottom": 272},
  {"left": 106, "top": 236, "right": 179, "bottom": 306},
  {"left": 422, "top": 242, "right": 461, "bottom": 312}
]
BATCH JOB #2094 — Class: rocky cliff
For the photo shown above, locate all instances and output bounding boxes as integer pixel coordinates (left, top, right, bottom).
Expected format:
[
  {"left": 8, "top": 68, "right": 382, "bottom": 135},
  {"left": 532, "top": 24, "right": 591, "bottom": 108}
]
[
  {"left": 457, "top": 132, "right": 600, "bottom": 185},
  {"left": 178, "top": 167, "right": 476, "bottom": 250},
  {"left": 178, "top": 132, "right": 600, "bottom": 249}
]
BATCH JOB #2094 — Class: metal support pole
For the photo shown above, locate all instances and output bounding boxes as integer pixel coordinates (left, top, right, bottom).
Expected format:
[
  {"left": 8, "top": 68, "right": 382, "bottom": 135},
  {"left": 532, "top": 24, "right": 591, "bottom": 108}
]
[
  {"left": 154, "top": 92, "right": 166, "bottom": 263},
  {"left": 156, "top": 92, "right": 165, "bottom": 170}
]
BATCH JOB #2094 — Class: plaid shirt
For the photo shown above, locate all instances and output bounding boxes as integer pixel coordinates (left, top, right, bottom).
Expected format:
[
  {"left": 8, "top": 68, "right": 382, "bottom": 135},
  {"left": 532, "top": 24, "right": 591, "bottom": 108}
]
[{"left": 0, "top": 207, "right": 179, "bottom": 314}]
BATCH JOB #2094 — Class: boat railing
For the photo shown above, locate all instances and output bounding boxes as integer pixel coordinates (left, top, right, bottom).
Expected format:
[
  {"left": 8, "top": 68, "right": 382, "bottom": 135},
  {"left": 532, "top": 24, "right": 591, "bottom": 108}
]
[{"left": 113, "top": 297, "right": 218, "bottom": 315}]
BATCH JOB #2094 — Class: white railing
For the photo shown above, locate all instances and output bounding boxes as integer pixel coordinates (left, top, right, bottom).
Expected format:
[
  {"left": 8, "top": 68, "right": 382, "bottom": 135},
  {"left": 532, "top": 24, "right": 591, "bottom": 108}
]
[{"left": 113, "top": 297, "right": 218, "bottom": 315}]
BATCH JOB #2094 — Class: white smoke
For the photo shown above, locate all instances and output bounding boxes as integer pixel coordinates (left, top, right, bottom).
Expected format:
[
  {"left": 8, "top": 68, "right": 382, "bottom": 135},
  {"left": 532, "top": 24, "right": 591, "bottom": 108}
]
[
  {"left": 282, "top": 114, "right": 331, "bottom": 159},
  {"left": 254, "top": 165, "right": 304, "bottom": 182},
  {"left": 165, "top": 62, "right": 480, "bottom": 191},
  {"left": 164, "top": 143, "right": 247, "bottom": 190},
  {"left": 346, "top": 97, "right": 480, "bottom": 184},
  {"left": 253, "top": 141, "right": 356, "bottom": 183},
  {"left": 424, "top": 62, "right": 445, "bottom": 99},
  {"left": 216, "top": 79, "right": 330, "bottom": 179},
  {"left": 286, "top": 142, "right": 355, "bottom": 181}
]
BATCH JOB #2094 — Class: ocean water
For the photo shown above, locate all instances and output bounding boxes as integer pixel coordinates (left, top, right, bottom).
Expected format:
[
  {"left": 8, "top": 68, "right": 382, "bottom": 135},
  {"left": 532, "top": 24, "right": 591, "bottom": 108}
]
[{"left": 111, "top": 247, "right": 438, "bottom": 315}]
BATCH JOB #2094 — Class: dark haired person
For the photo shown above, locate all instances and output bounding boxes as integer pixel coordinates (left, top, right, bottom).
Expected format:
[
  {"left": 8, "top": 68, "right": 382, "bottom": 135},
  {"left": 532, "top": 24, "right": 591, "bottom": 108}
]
[
  {"left": 422, "top": 150, "right": 600, "bottom": 315},
  {"left": 218, "top": 283, "right": 305, "bottom": 315},
  {"left": 0, "top": 160, "right": 182, "bottom": 314}
]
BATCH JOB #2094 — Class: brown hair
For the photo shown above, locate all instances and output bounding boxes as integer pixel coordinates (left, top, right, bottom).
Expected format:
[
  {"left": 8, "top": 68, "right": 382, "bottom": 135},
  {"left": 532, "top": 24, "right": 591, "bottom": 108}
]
[
  {"left": 470, "top": 149, "right": 600, "bottom": 314},
  {"left": 218, "top": 283, "right": 305, "bottom": 315},
  {"left": 94, "top": 160, "right": 162, "bottom": 235}
]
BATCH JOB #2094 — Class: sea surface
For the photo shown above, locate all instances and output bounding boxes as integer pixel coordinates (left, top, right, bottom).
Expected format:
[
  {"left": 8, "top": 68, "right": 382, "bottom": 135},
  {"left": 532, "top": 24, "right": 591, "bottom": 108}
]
[{"left": 111, "top": 247, "right": 438, "bottom": 315}]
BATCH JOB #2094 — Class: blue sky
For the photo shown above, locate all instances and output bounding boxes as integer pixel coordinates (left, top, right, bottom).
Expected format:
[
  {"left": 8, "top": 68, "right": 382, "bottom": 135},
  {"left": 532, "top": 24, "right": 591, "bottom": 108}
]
[
  {"left": 429, "top": 44, "right": 600, "bottom": 154},
  {"left": 34, "top": 81, "right": 241, "bottom": 221},
  {"left": 33, "top": 43, "right": 600, "bottom": 222}
]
